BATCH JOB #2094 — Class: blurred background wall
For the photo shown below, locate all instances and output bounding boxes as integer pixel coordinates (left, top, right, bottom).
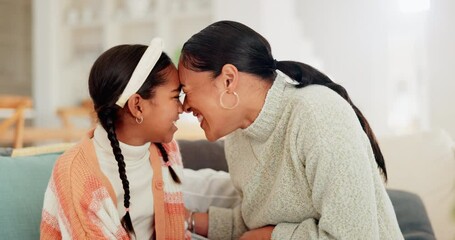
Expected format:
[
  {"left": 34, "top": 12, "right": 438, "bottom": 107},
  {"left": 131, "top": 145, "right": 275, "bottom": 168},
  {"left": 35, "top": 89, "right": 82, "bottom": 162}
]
[{"left": 0, "top": 0, "right": 454, "bottom": 139}]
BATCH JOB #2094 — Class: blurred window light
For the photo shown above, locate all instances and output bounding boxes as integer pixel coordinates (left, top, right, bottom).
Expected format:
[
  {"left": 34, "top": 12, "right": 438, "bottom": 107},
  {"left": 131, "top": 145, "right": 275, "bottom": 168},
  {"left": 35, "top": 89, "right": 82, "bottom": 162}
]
[{"left": 399, "top": 0, "right": 431, "bottom": 13}]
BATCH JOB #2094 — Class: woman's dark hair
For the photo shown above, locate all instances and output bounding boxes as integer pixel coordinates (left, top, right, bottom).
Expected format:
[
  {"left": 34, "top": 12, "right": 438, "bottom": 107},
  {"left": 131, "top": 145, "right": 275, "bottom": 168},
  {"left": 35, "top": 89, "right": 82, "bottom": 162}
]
[
  {"left": 180, "top": 20, "right": 387, "bottom": 181},
  {"left": 88, "top": 44, "right": 180, "bottom": 236}
]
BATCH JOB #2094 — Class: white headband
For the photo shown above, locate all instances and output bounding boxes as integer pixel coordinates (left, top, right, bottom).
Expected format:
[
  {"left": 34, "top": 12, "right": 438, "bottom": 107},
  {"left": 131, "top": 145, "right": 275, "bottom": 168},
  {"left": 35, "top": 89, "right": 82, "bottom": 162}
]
[{"left": 115, "top": 38, "right": 163, "bottom": 108}]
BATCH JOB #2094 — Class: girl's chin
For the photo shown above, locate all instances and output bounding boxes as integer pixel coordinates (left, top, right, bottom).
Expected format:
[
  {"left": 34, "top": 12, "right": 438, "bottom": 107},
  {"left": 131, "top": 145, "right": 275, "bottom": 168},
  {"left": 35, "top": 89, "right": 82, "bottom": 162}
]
[
  {"left": 161, "top": 134, "right": 175, "bottom": 144},
  {"left": 158, "top": 126, "right": 178, "bottom": 143}
]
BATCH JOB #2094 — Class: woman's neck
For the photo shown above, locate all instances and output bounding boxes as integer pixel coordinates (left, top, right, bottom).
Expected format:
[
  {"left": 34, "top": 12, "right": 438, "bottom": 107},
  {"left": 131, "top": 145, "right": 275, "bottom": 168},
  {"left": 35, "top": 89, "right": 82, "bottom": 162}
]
[{"left": 239, "top": 75, "right": 273, "bottom": 129}]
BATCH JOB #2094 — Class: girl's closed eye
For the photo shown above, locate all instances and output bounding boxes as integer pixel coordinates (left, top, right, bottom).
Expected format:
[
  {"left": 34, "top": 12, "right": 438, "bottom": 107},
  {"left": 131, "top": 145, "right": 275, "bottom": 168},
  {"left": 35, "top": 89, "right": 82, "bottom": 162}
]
[{"left": 174, "top": 93, "right": 183, "bottom": 103}]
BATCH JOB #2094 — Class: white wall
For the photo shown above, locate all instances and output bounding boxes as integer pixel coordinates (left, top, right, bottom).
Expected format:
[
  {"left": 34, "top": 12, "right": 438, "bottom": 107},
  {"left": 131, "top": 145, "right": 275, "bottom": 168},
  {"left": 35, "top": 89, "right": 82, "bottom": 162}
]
[
  {"left": 297, "top": 0, "right": 454, "bottom": 138},
  {"left": 427, "top": 0, "right": 455, "bottom": 138},
  {"left": 297, "top": 0, "right": 391, "bottom": 135},
  {"left": 213, "top": 0, "right": 323, "bottom": 68}
]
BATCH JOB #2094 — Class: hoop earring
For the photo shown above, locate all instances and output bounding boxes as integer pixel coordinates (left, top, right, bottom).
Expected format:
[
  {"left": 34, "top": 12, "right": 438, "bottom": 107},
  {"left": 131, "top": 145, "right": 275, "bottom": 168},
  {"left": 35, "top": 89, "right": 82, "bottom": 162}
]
[
  {"left": 219, "top": 90, "right": 239, "bottom": 110},
  {"left": 135, "top": 116, "right": 143, "bottom": 124}
]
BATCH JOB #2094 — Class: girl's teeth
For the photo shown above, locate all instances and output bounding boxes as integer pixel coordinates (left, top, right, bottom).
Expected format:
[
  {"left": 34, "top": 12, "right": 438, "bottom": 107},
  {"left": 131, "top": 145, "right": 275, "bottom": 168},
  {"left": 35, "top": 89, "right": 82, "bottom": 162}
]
[{"left": 197, "top": 115, "right": 204, "bottom": 123}]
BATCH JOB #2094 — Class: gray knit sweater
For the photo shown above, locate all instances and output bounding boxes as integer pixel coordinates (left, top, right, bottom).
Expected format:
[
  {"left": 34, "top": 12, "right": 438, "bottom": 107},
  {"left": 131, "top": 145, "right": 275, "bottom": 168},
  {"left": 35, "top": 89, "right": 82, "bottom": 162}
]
[{"left": 207, "top": 71, "right": 403, "bottom": 240}]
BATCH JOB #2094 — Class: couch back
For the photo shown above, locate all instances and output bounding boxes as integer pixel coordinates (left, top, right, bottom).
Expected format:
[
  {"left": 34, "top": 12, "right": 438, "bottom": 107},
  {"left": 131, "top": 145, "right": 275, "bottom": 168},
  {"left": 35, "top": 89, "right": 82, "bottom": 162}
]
[
  {"left": 0, "top": 152, "right": 60, "bottom": 239},
  {"left": 379, "top": 130, "right": 455, "bottom": 240}
]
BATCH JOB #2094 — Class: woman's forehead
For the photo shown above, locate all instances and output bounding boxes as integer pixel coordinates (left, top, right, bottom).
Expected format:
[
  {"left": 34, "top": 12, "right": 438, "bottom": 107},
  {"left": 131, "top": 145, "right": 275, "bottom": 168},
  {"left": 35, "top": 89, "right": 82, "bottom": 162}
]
[{"left": 178, "top": 65, "right": 213, "bottom": 87}]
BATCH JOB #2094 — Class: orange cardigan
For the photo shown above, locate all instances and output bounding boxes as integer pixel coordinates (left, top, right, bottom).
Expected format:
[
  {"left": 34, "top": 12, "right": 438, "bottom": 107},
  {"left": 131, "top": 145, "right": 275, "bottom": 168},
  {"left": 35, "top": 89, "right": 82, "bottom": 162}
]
[{"left": 40, "top": 134, "right": 186, "bottom": 240}]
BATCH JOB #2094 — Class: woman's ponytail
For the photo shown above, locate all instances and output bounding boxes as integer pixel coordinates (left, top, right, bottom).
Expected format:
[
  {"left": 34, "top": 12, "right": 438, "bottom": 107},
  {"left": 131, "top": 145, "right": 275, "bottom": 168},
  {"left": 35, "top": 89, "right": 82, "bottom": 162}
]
[{"left": 277, "top": 61, "right": 388, "bottom": 181}]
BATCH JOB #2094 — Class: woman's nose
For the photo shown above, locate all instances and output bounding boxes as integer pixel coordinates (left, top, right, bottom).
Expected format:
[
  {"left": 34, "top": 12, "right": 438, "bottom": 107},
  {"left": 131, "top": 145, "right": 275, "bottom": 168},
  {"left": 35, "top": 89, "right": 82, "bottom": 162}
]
[
  {"left": 177, "top": 102, "right": 184, "bottom": 114},
  {"left": 182, "top": 97, "right": 192, "bottom": 113}
]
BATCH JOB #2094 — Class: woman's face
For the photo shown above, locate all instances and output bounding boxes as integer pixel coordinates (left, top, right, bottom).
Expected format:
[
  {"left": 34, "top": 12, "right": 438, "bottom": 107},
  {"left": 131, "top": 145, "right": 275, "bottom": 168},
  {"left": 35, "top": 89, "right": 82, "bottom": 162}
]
[
  {"left": 141, "top": 65, "right": 183, "bottom": 143},
  {"left": 178, "top": 63, "right": 235, "bottom": 141}
]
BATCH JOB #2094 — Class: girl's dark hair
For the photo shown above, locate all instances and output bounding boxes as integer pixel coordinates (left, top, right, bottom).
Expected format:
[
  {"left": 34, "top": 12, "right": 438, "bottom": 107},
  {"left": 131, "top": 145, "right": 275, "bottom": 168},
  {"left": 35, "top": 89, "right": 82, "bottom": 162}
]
[
  {"left": 88, "top": 44, "right": 180, "bottom": 236},
  {"left": 181, "top": 20, "right": 387, "bottom": 181}
]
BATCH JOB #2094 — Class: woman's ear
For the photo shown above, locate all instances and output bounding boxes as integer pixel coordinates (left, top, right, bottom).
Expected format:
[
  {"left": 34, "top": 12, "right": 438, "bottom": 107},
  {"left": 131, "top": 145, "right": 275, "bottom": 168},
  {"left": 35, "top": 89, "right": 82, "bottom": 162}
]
[
  {"left": 220, "top": 64, "right": 239, "bottom": 92},
  {"left": 126, "top": 93, "right": 143, "bottom": 118}
]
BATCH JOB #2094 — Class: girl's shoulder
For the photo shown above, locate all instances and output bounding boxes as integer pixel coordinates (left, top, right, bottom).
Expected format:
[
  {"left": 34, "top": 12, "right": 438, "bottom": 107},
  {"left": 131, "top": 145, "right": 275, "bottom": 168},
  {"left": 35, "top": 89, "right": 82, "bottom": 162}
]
[
  {"left": 160, "top": 139, "right": 183, "bottom": 167},
  {"left": 53, "top": 138, "right": 98, "bottom": 177},
  {"left": 161, "top": 139, "right": 180, "bottom": 154}
]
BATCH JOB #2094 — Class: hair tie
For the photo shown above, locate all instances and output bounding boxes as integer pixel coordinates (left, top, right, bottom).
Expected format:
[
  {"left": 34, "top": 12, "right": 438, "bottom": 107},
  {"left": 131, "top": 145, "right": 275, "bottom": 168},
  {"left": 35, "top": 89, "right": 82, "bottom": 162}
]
[
  {"left": 272, "top": 59, "right": 278, "bottom": 70},
  {"left": 125, "top": 208, "right": 130, "bottom": 212}
]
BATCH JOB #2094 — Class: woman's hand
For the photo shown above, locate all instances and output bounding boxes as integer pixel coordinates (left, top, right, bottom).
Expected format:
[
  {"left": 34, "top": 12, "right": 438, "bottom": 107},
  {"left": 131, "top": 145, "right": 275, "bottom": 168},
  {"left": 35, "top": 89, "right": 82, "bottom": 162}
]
[{"left": 239, "top": 226, "right": 275, "bottom": 240}]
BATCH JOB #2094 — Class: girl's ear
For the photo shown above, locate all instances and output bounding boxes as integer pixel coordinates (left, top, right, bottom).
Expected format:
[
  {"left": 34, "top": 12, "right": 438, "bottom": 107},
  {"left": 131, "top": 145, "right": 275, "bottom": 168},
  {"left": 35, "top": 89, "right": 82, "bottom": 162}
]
[
  {"left": 126, "top": 93, "right": 143, "bottom": 118},
  {"left": 219, "top": 64, "right": 239, "bottom": 92}
]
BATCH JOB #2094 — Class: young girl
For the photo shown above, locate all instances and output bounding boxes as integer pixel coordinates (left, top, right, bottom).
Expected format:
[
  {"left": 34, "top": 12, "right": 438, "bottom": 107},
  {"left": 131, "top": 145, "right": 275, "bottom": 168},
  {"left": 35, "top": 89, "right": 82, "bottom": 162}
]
[{"left": 40, "top": 38, "right": 188, "bottom": 239}]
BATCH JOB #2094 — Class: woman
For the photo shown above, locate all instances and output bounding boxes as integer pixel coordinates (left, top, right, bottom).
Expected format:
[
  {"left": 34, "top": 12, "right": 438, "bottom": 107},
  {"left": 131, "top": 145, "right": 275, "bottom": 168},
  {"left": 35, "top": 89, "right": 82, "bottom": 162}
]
[{"left": 178, "top": 21, "right": 403, "bottom": 239}]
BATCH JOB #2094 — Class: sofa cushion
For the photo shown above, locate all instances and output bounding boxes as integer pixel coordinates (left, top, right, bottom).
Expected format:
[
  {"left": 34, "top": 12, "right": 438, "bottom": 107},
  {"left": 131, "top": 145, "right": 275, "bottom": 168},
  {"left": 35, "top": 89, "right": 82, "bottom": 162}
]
[
  {"left": 178, "top": 139, "right": 228, "bottom": 172},
  {"left": 0, "top": 153, "right": 60, "bottom": 239},
  {"left": 388, "top": 189, "right": 436, "bottom": 240}
]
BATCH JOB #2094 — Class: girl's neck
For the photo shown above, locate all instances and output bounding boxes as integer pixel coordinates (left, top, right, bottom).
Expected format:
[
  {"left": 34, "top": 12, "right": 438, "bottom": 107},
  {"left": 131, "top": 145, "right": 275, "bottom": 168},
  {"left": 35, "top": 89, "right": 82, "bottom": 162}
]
[{"left": 115, "top": 120, "right": 149, "bottom": 146}]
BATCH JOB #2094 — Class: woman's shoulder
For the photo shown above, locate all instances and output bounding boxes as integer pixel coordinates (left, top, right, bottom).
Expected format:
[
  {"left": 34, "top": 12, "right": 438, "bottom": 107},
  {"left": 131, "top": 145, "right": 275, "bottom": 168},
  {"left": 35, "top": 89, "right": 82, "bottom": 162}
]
[
  {"left": 293, "top": 85, "right": 344, "bottom": 104},
  {"left": 287, "top": 85, "right": 359, "bottom": 132},
  {"left": 291, "top": 85, "right": 354, "bottom": 115}
]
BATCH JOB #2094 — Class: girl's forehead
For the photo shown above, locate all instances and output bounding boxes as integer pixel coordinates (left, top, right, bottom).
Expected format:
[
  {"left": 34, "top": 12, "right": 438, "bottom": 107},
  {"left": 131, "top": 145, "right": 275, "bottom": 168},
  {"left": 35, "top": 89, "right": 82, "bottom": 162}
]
[{"left": 166, "top": 67, "right": 180, "bottom": 85}]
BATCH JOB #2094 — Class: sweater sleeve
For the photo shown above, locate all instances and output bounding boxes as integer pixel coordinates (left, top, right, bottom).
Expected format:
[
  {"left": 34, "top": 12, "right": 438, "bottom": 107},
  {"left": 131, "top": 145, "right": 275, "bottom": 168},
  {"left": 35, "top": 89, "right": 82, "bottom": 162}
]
[
  {"left": 208, "top": 204, "right": 248, "bottom": 240},
  {"left": 272, "top": 91, "right": 384, "bottom": 240}
]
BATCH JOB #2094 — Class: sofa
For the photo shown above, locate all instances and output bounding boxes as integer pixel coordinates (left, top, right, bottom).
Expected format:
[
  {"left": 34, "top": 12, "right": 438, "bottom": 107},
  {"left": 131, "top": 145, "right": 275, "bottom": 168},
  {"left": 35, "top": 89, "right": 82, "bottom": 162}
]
[
  {"left": 378, "top": 130, "right": 455, "bottom": 240},
  {"left": 0, "top": 139, "right": 437, "bottom": 239}
]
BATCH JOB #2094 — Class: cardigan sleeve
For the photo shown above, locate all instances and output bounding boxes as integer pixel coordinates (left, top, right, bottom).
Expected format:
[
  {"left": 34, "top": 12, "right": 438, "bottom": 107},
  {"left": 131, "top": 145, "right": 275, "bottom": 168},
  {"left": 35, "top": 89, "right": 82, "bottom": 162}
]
[
  {"left": 272, "top": 92, "right": 391, "bottom": 240},
  {"left": 40, "top": 176, "right": 64, "bottom": 240}
]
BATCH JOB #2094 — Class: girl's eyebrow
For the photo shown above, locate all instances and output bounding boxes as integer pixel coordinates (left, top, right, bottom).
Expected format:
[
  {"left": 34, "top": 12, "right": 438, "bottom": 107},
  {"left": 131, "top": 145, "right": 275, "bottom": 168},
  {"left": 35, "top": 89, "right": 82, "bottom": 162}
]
[{"left": 171, "top": 85, "right": 182, "bottom": 93}]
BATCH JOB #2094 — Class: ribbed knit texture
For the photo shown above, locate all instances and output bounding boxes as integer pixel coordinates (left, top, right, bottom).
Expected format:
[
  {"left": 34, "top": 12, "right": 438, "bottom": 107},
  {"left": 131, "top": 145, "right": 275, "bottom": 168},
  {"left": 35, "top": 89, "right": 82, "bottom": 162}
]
[
  {"left": 208, "top": 71, "right": 404, "bottom": 240},
  {"left": 40, "top": 131, "right": 186, "bottom": 240}
]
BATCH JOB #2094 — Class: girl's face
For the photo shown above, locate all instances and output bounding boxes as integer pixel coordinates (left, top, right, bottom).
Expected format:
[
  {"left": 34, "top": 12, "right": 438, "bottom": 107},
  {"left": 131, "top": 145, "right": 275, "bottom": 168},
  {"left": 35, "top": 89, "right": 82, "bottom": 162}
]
[
  {"left": 141, "top": 65, "right": 183, "bottom": 143},
  {"left": 178, "top": 63, "right": 237, "bottom": 141}
]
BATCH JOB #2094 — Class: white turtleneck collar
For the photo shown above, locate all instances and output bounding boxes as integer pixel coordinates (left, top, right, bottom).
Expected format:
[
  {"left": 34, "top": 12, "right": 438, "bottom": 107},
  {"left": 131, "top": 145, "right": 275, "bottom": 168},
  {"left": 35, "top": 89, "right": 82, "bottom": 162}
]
[
  {"left": 93, "top": 124, "right": 151, "bottom": 163},
  {"left": 92, "top": 124, "right": 155, "bottom": 239}
]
